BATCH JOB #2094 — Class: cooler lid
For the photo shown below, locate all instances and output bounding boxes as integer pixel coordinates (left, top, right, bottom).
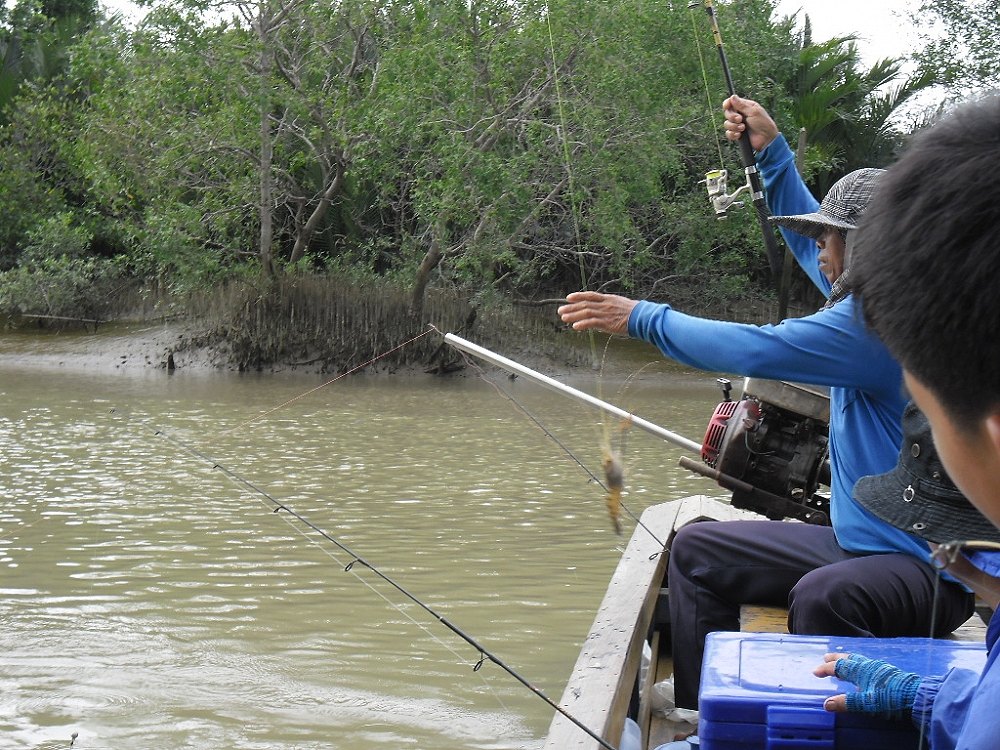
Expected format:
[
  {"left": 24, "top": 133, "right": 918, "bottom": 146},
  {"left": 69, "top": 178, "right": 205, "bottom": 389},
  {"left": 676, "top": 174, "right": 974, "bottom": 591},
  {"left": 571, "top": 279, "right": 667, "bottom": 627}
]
[{"left": 699, "top": 632, "right": 987, "bottom": 726}]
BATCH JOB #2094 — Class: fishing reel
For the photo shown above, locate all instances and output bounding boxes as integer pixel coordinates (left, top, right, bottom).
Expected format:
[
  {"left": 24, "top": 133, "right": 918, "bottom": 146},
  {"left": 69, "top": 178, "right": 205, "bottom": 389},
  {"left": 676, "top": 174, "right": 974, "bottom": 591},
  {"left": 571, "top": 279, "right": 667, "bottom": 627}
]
[
  {"left": 701, "top": 168, "right": 751, "bottom": 219},
  {"left": 693, "top": 377, "right": 831, "bottom": 524}
]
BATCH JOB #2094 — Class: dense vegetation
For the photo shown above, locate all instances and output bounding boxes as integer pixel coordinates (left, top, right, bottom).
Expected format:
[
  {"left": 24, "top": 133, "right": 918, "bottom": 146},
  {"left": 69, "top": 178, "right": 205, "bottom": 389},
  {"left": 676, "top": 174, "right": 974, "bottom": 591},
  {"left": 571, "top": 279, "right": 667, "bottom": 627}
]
[{"left": 0, "top": 0, "right": 979, "bottom": 369}]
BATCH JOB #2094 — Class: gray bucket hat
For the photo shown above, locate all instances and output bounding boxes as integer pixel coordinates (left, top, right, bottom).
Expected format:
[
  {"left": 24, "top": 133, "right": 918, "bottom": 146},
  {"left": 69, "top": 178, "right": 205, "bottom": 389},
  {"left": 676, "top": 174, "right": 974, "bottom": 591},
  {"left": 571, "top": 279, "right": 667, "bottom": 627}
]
[
  {"left": 770, "top": 168, "right": 886, "bottom": 240},
  {"left": 854, "top": 402, "right": 1000, "bottom": 544}
]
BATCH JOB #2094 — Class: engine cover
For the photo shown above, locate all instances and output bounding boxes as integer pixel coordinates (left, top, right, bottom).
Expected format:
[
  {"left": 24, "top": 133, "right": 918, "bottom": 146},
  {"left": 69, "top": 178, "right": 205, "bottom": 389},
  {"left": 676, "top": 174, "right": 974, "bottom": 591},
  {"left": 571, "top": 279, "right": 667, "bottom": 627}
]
[{"left": 700, "top": 378, "right": 830, "bottom": 522}]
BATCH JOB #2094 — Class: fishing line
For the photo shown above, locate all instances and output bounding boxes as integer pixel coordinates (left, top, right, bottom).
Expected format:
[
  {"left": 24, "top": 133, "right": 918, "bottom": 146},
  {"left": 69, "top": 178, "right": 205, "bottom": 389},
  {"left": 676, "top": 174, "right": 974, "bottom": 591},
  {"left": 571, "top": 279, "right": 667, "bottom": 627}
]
[
  {"left": 127, "top": 413, "right": 620, "bottom": 750},
  {"left": 447, "top": 341, "right": 668, "bottom": 551},
  {"left": 689, "top": 4, "right": 726, "bottom": 169},
  {"left": 544, "top": 0, "right": 606, "bottom": 406},
  {"left": 544, "top": 6, "right": 668, "bottom": 550},
  {"left": 221, "top": 326, "right": 437, "bottom": 434}
]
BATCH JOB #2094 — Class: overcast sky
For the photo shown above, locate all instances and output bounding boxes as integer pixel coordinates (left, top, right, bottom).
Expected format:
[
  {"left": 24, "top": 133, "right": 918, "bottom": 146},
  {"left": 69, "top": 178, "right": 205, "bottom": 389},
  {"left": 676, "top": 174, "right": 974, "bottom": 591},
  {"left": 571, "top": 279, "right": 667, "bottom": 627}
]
[
  {"left": 102, "top": 0, "right": 926, "bottom": 65},
  {"left": 773, "top": 0, "right": 923, "bottom": 65}
]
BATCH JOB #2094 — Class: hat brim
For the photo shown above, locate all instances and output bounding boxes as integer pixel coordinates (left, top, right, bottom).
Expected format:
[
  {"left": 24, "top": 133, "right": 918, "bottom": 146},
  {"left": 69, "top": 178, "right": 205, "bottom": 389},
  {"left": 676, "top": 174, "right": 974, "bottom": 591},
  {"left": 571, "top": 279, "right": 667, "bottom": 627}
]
[
  {"left": 854, "top": 465, "right": 1000, "bottom": 545},
  {"left": 768, "top": 212, "right": 856, "bottom": 241}
]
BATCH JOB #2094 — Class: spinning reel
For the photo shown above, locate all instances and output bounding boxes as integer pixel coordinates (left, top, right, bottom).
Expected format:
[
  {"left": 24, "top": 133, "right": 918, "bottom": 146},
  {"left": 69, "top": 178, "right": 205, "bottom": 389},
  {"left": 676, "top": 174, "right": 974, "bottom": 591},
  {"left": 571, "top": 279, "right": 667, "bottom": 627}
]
[{"left": 701, "top": 168, "right": 753, "bottom": 219}]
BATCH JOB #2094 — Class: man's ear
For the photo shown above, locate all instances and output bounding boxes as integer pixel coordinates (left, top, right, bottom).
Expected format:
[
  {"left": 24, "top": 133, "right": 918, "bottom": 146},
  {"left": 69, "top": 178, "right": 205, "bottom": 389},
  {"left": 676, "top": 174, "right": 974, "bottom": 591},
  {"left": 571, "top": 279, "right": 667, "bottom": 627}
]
[{"left": 986, "top": 411, "right": 1000, "bottom": 458}]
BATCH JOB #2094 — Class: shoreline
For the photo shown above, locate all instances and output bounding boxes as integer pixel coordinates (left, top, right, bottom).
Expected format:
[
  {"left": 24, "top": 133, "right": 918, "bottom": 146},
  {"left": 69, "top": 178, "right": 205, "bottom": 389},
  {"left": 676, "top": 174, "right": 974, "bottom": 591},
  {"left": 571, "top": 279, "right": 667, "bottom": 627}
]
[
  {"left": 0, "top": 318, "right": 574, "bottom": 377},
  {"left": 0, "top": 320, "right": 239, "bottom": 375},
  {"left": 0, "top": 317, "right": 708, "bottom": 384}
]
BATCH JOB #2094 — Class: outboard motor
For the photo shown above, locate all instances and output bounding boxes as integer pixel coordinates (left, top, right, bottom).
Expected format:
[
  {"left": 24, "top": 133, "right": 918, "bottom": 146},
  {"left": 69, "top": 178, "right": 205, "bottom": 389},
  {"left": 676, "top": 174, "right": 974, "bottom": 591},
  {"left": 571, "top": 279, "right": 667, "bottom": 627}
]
[{"left": 690, "top": 377, "right": 831, "bottom": 524}]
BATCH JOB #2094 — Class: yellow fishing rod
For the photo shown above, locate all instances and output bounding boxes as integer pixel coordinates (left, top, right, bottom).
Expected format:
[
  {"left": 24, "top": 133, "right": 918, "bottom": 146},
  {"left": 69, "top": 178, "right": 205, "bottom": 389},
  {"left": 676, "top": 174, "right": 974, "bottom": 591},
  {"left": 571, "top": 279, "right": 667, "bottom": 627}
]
[{"left": 690, "top": 0, "right": 791, "bottom": 318}]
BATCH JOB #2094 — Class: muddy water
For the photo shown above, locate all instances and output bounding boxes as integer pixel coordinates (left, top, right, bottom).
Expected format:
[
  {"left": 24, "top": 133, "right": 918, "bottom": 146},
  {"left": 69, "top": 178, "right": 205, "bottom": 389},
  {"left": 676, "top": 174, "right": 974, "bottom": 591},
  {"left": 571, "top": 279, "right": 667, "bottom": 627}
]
[{"left": 0, "top": 331, "right": 724, "bottom": 749}]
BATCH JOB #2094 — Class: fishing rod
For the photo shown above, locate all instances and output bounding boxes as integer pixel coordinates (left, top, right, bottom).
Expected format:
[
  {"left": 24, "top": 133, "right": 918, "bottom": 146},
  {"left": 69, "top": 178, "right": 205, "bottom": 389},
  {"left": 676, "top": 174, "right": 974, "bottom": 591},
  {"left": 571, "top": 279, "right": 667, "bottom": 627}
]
[
  {"left": 141, "top": 418, "right": 622, "bottom": 750},
  {"left": 444, "top": 332, "right": 703, "bottom": 455},
  {"left": 690, "top": 0, "right": 790, "bottom": 317}
]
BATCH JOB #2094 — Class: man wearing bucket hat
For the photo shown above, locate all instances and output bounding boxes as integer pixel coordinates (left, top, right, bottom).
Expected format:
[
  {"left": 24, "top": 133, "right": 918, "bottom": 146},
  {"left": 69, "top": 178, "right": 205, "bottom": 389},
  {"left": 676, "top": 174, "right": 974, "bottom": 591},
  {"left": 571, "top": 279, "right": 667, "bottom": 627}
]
[
  {"left": 768, "top": 166, "right": 883, "bottom": 308},
  {"left": 811, "top": 94, "right": 1000, "bottom": 748},
  {"left": 558, "top": 97, "right": 974, "bottom": 710}
]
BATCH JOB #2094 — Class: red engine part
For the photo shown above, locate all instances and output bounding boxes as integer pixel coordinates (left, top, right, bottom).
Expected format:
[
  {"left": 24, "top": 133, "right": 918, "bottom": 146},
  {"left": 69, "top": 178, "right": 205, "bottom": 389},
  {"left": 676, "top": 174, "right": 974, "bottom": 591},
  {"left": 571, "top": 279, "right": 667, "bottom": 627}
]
[{"left": 701, "top": 399, "right": 739, "bottom": 465}]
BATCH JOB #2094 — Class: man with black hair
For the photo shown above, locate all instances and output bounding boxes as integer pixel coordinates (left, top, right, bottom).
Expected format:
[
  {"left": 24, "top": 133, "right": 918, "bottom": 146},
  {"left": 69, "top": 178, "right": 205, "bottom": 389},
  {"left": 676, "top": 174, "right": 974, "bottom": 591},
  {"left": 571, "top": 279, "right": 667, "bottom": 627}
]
[{"left": 814, "top": 93, "right": 1000, "bottom": 748}]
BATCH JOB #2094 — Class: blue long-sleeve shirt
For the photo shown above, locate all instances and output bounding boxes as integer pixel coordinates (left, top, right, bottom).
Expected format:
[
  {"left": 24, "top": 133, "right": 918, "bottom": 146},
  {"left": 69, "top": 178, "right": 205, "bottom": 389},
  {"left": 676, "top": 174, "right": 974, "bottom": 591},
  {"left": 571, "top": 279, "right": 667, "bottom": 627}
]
[
  {"left": 627, "top": 135, "right": 924, "bottom": 558},
  {"left": 911, "top": 608, "right": 1000, "bottom": 748},
  {"left": 912, "top": 553, "right": 1000, "bottom": 748}
]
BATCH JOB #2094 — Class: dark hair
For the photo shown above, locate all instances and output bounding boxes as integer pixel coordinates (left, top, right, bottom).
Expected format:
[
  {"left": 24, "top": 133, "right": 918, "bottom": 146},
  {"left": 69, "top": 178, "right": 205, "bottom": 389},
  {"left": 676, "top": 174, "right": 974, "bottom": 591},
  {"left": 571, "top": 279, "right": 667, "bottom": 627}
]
[{"left": 853, "top": 94, "right": 1000, "bottom": 431}]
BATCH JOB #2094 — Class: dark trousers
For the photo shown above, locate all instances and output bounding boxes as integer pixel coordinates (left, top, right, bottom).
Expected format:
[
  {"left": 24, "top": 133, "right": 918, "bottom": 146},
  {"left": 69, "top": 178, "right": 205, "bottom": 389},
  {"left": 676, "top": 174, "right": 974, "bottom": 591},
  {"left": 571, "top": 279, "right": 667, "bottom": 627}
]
[{"left": 667, "top": 519, "right": 975, "bottom": 709}]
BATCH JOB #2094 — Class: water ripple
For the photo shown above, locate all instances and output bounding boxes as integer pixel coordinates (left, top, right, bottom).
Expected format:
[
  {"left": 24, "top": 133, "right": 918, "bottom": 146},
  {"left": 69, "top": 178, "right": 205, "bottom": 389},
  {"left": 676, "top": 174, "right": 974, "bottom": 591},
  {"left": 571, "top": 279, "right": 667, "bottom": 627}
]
[{"left": 0, "top": 363, "right": 721, "bottom": 749}]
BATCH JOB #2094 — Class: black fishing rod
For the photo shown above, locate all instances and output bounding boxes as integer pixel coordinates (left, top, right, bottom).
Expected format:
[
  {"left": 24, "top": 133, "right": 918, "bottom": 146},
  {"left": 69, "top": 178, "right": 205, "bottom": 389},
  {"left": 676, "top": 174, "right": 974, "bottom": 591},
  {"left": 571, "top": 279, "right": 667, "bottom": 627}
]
[
  {"left": 140, "top": 418, "right": 621, "bottom": 750},
  {"left": 691, "top": 0, "right": 790, "bottom": 318}
]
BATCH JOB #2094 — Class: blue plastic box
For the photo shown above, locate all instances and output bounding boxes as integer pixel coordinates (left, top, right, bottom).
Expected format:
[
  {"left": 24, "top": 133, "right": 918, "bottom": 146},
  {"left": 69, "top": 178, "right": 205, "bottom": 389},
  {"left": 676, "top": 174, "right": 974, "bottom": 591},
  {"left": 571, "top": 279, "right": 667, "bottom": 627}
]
[{"left": 698, "top": 631, "right": 987, "bottom": 750}]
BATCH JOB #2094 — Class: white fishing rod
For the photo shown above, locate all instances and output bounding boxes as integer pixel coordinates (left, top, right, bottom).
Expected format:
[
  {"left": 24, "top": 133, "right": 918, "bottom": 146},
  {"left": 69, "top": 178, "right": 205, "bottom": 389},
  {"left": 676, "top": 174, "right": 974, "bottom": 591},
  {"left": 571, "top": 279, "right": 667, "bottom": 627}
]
[{"left": 444, "top": 333, "right": 703, "bottom": 455}]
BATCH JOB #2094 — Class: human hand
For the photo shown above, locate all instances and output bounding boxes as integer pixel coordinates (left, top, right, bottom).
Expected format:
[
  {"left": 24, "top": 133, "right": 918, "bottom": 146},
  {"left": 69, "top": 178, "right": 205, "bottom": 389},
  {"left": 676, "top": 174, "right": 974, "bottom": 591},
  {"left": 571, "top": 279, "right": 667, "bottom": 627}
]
[
  {"left": 723, "top": 95, "right": 779, "bottom": 152},
  {"left": 557, "top": 291, "right": 638, "bottom": 336},
  {"left": 813, "top": 653, "right": 922, "bottom": 718}
]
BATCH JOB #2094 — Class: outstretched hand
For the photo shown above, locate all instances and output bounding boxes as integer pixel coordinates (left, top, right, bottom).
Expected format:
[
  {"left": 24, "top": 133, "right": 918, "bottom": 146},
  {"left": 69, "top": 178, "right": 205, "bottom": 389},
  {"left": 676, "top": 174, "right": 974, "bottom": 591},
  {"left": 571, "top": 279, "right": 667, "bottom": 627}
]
[
  {"left": 557, "top": 291, "right": 638, "bottom": 336},
  {"left": 814, "top": 652, "right": 922, "bottom": 718},
  {"left": 723, "top": 95, "right": 780, "bottom": 152}
]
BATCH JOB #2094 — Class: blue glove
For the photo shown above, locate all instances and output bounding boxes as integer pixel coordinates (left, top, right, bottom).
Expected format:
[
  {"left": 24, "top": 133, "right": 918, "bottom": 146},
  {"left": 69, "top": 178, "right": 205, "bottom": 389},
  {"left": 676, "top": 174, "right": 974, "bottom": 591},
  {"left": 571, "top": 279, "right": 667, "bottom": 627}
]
[{"left": 833, "top": 653, "right": 922, "bottom": 719}]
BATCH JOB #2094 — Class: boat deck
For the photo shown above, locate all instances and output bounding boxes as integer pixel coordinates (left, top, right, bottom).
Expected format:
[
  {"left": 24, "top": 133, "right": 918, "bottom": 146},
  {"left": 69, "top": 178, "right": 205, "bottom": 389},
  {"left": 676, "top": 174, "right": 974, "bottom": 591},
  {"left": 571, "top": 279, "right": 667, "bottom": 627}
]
[{"left": 542, "top": 495, "right": 989, "bottom": 750}]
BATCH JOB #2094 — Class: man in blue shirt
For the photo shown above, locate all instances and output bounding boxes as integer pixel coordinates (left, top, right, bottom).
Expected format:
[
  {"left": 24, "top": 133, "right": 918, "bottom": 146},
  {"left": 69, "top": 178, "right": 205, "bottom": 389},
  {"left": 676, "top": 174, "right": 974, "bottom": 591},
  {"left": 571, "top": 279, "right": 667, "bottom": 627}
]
[
  {"left": 814, "top": 93, "right": 1000, "bottom": 750},
  {"left": 557, "top": 96, "right": 973, "bottom": 709}
]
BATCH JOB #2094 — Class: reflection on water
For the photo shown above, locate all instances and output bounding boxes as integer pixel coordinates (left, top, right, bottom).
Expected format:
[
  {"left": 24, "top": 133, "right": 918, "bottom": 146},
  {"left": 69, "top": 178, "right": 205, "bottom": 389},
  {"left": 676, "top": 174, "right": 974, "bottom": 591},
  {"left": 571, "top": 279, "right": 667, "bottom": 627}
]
[{"left": 0, "top": 347, "right": 722, "bottom": 749}]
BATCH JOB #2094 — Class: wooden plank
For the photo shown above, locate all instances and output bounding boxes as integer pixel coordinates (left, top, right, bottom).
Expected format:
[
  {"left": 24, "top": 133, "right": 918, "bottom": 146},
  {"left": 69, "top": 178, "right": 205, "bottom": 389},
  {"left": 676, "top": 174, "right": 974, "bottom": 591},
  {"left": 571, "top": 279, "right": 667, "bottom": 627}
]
[
  {"left": 542, "top": 495, "right": 753, "bottom": 750},
  {"left": 636, "top": 627, "right": 663, "bottom": 745},
  {"left": 640, "top": 633, "right": 677, "bottom": 748},
  {"left": 949, "top": 613, "right": 988, "bottom": 642},
  {"left": 739, "top": 604, "right": 788, "bottom": 633},
  {"left": 670, "top": 495, "right": 765, "bottom": 529},
  {"left": 645, "top": 636, "right": 676, "bottom": 749},
  {"left": 739, "top": 607, "right": 988, "bottom": 641}
]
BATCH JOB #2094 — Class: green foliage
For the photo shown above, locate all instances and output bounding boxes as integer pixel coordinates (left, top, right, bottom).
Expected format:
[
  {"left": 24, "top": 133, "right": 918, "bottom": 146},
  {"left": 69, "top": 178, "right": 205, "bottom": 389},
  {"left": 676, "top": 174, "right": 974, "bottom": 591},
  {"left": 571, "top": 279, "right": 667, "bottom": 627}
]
[
  {"left": 137, "top": 202, "right": 227, "bottom": 294},
  {"left": 0, "top": 0, "right": 948, "bottom": 330},
  {"left": 780, "top": 16, "right": 940, "bottom": 195},
  {"left": 914, "top": 0, "right": 998, "bottom": 95},
  {"left": 0, "top": 212, "right": 124, "bottom": 317},
  {"left": 22, "top": 211, "right": 90, "bottom": 261}
]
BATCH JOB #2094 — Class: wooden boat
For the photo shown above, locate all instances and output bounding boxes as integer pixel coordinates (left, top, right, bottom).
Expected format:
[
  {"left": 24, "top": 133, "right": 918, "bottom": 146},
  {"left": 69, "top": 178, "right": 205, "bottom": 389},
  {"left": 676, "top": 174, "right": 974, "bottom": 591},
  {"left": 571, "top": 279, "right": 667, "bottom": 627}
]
[
  {"left": 437, "top": 337, "right": 987, "bottom": 748},
  {"left": 541, "top": 495, "right": 989, "bottom": 750}
]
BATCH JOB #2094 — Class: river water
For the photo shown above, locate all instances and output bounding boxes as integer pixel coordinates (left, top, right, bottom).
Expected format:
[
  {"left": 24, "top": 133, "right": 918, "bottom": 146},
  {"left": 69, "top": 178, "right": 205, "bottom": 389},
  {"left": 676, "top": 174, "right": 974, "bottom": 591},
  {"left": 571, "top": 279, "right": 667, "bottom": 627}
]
[{"left": 0, "top": 326, "right": 724, "bottom": 750}]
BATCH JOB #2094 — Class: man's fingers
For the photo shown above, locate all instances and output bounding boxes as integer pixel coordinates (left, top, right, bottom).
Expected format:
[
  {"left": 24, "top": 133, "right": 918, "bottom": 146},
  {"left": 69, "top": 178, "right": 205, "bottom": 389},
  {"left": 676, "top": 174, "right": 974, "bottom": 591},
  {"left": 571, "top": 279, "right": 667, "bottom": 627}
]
[
  {"left": 813, "top": 653, "right": 849, "bottom": 677},
  {"left": 823, "top": 694, "right": 848, "bottom": 712},
  {"left": 564, "top": 290, "right": 604, "bottom": 303},
  {"left": 557, "top": 311, "right": 600, "bottom": 331},
  {"left": 558, "top": 303, "right": 603, "bottom": 330},
  {"left": 557, "top": 304, "right": 586, "bottom": 322},
  {"left": 813, "top": 662, "right": 838, "bottom": 677}
]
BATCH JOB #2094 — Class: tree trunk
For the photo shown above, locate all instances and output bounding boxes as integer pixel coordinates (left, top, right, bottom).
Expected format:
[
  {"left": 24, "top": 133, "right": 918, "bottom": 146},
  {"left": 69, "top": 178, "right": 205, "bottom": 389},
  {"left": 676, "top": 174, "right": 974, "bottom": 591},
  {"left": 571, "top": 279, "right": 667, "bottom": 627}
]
[
  {"left": 288, "top": 158, "right": 345, "bottom": 265},
  {"left": 257, "top": 8, "right": 275, "bottom": 276},
  {"left": 410, "top": 226, "right": 443, "bottom": 318}
]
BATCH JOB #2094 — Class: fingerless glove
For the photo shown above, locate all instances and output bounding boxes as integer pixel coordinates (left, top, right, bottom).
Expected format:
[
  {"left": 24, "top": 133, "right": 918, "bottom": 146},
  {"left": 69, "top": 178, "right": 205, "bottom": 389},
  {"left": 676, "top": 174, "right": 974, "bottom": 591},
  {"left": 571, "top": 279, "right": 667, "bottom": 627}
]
[{"left": 833, "top": 653, "right": 922, "bottom": 719}]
